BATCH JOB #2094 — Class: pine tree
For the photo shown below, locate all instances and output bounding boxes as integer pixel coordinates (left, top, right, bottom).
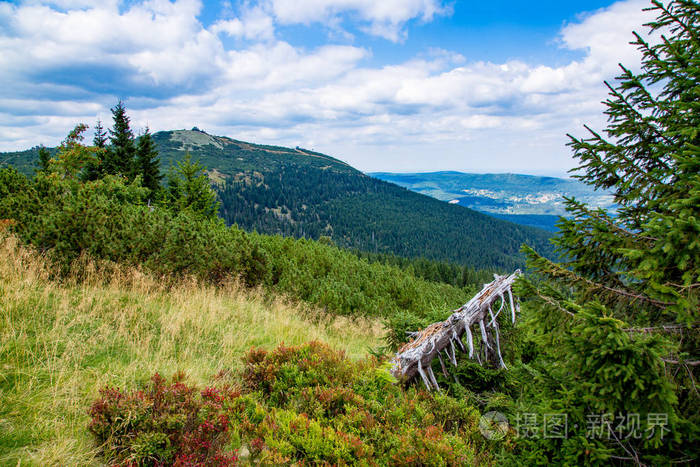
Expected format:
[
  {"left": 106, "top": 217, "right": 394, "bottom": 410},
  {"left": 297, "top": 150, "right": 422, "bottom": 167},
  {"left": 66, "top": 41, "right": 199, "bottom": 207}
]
[
  {"left": 93, "top": 119, "right": 107, "bottom": 148},
  {"left": 36, "top": 146, "right": 51, "bottom": 173},
  {"left": 104, "top": 101, "right": 136, "bottom": 178},
  {"left": 166, "top": 153, "right": 220, "bottom": 219},
  {"left": 83, "top": 119, "right": 108, "bottom": 181},
  {"left": 516, "top": 1, "right": 698, "bottom": 463},
  {"left": 135, "top": 127, "right": 163, "bottom": 200}
]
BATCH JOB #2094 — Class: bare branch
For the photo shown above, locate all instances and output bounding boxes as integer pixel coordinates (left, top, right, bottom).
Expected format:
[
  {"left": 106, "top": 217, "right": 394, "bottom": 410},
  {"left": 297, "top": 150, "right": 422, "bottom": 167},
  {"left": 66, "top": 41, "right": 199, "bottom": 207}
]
[
  {"left": 660, "top": 358, "right": 700, "bottom": 366},
  {"left": 623, "top": 323, "right": 700, "bottom": 333},
  {"left": 390, "top": 271, "right": 521, "bottom": 386}
]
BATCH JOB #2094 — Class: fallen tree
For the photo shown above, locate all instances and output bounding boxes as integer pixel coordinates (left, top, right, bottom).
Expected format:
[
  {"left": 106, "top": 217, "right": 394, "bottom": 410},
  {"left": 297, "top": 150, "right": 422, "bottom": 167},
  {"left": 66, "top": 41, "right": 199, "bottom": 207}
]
[{"left": 390, "top": 271, "right": 521, "bottom": 390}]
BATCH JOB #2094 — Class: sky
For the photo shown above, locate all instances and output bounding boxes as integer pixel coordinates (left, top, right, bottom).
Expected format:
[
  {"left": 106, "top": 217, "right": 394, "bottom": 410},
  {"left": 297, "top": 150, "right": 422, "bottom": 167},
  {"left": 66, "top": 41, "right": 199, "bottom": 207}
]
[{"left": 0, "top": 0, "right": 658, "bottom": 176}]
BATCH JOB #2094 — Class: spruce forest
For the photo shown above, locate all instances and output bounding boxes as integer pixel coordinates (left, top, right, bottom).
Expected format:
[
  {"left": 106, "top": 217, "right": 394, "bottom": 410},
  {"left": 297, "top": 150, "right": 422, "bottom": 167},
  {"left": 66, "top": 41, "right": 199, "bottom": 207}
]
[{"left": 0, "top": 1, "right": 698, "bottom": 465}]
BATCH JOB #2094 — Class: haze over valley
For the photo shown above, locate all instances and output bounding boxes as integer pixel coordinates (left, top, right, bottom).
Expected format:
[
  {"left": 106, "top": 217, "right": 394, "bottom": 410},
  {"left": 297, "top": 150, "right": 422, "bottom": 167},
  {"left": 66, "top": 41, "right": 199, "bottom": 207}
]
[{"left": 371, "top": 171, "right": 616, "bottom": 231}]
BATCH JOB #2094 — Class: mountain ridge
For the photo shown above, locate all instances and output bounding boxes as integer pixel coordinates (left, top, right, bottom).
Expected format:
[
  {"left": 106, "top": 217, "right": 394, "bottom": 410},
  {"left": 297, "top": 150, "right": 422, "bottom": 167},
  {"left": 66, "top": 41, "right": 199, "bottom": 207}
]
[{"left": 1, "top": 129, "right": 554, "bottom": 270}]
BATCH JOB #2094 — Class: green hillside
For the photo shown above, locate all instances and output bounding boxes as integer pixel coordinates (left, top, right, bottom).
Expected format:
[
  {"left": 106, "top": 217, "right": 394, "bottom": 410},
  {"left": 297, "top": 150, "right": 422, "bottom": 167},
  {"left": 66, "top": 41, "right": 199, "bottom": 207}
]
[
  {"left": 156, "top": 130, "right": 554, "bottom": 271},
  {"left": 0, "top": 146, "right": 58, "bottom": 174},
  {"left": 2, "top": 129, "right": 554, "bottom": 271}
]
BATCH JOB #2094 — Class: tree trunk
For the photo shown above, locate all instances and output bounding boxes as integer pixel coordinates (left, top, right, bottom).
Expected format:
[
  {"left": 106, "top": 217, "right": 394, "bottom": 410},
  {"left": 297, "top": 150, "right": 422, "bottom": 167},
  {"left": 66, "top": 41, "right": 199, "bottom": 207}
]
[{"left": 390, "top": 271, "right": 521, "bottom": 390}]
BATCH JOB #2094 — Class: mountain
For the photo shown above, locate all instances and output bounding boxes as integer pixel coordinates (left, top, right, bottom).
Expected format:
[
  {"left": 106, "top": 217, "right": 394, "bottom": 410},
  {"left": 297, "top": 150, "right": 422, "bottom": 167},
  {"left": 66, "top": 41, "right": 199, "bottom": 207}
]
[
  {"left": 370, "top": 171, "right": 616, "bottom": 231},
  {"left": 1, "top": 129, "right": 554, "bottom": 271}
]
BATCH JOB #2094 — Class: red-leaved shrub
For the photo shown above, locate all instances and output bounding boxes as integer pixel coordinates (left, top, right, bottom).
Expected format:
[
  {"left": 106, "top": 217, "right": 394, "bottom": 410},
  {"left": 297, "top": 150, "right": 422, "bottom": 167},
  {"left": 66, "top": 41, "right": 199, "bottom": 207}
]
[{"left": 88, "top": 373, "right": 239, "bottom": 466}]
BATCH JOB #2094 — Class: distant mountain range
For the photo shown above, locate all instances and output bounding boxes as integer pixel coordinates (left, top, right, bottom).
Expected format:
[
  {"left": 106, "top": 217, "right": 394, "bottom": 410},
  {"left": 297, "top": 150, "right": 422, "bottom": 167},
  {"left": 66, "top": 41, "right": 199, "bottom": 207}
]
[
  {"left": 2, "top": 130, "right": 554, "bottom": 271},
  {"left": 370, "top": 171, "right": 616, "bottom": 231}
]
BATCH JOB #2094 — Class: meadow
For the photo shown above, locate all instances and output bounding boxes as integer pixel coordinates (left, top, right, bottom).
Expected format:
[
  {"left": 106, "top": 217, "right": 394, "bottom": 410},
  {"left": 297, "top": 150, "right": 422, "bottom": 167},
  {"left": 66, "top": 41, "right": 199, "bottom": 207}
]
[{"left": 0, "top": 234, "right": 383, "bottom": 465}]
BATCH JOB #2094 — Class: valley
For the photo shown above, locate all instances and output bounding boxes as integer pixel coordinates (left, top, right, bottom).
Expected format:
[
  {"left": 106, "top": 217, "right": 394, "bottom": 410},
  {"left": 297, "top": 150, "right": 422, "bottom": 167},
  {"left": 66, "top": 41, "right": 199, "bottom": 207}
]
[{"left": 371, "top": 171, "right": 616, "bottom": 231}]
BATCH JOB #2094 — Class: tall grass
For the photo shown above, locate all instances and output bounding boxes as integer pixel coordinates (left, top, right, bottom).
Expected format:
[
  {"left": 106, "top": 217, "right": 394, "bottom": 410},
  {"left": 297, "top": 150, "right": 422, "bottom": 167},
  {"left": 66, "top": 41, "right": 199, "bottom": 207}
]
[{"left": 0, "top": 234, "right": 384, "bottom": 465}]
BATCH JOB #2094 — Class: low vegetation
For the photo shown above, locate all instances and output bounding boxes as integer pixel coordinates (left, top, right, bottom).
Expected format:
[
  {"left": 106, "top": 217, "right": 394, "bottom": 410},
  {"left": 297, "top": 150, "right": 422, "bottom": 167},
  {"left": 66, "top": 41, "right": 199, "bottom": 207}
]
[
  {"left": 89, "top": 343, "right": 494, "bottom": 466},
  {"left": 0, "top": 234, "right": 383, "bottom": 464},
  {"left": 0, "top": 143, "right": 474, "bottom": 321}
]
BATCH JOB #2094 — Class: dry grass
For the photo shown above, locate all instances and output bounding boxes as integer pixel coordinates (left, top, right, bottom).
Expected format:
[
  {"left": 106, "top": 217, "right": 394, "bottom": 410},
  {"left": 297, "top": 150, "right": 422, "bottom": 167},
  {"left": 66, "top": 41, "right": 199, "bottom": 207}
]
[{"left": 0, "top": 234, "right": 385, "bottom": 465}]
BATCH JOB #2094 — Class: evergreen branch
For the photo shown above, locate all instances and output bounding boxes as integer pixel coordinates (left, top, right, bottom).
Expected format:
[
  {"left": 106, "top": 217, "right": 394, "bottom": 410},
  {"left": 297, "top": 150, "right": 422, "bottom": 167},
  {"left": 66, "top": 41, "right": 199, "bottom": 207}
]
[
  {"left": 667, "top": 281, "right": 700, "bottom": 291},
  {"left": 616, "top": 60, "right": 664, "bottom": 115},
  {"left": 649, "top": 0, "right": 700, "bottom": 45},
  {"left": 604, "top": 76, "right": 675, "bottom": 151},
  {"left": 580, "top": 125, "right": 666, "bottom": 187},
  {"left": 591, "top": 279, "right": 673, "bottom": 308},
  {"left": 531, "top": 251, "right": 674, "bottom": 309},
  {"left": 566, "top": 199, "right": 659, "bottom": 243},
  {"left": 529, "top": 288, "right": 577, "bottom": 317}
]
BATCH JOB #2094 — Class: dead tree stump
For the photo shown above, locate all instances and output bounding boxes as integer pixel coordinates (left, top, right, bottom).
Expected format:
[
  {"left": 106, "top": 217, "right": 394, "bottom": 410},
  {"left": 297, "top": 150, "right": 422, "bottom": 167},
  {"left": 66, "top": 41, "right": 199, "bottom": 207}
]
[{"left": 389, "top": 271, "right": 521, "bottom": 390}]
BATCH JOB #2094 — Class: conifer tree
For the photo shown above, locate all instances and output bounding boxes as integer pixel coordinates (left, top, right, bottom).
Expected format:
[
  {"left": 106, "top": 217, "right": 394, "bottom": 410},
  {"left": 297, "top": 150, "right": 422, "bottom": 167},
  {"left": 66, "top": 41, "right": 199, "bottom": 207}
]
[
  {"left": 516, "top": 1, "right": 698, "bottom": 463},
  {"left": 104, "top": 101, "right": 136, "bottom": 178},
  {"left": 36, "top": 146, "right": 51, "bottom": 173},
  {"left": 93, "top": 119, "right": 107, "bottom": 148},
  {"left": 135, "top": 127, "right": 163, "bottom": 200},
  {"left": 166, "top": 153, "right": 219, "bottom": 219},
  {"left": 83, "top": 120, "right": 108, "bottom": 181}
]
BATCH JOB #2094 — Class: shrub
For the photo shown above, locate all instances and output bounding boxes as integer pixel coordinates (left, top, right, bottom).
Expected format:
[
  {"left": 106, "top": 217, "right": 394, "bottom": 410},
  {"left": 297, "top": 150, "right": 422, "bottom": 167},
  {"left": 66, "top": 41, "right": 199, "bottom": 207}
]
[
  {"left": 232, "top": 341, "right": 486, "bottom": 465},
  {"left": 0, "top": 165, "right": 470, "bottom": 319},
  {"left": 88, "top": 374, "right": 239, "bottom": 466},
  {"left": 89, "top": 343, "right": 493, "bottom": 466}
]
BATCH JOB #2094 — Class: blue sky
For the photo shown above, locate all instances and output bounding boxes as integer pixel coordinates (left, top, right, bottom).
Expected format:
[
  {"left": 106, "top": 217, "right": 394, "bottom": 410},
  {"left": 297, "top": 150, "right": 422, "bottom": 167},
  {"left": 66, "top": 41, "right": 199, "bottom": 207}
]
[
  {"left": 267, "top": 1, "right": 616, "bottom": 66},
  {"left": 0, "top": 0, "right": 656, "bottom": 175}
]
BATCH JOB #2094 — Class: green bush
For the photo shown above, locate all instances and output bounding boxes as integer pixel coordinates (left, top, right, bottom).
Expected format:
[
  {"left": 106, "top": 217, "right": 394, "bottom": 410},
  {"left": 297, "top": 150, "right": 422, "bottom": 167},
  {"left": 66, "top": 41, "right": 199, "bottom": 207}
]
[
  {"left": 88, "top": 373, "right": 239, "bottom": 466},
  {"left": 89, "top": 343, "right": 493, "bottom": 466},
  {"left": 502, "top": 305, "right": 685, "bottom": 466},
  {"left": 233, "top": 342, "right": 487, "bottom": 465}
]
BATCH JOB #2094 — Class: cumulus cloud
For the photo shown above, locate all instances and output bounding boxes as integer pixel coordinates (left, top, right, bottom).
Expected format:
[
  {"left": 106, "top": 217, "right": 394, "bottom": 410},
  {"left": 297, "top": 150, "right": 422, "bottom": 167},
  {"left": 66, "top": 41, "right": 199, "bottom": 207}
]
[
  {"left": 264, "top": 0, "right": 450, "bottom": 42},
  {"left": 0, "top": 0, "right": 659, "bottom": 173},
  {"left": 561, "top": 0, "right": 651, "bottom": 71},
  {"left": 212, "top": 4, "right": 275, "bottom": 41}
]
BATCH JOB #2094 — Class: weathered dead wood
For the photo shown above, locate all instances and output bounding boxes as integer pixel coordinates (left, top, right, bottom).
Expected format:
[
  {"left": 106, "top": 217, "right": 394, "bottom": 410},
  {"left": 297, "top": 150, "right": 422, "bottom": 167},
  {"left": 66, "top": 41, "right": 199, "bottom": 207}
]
[{"left": 390, "top": 271, "right": 521, "bottom": 389}]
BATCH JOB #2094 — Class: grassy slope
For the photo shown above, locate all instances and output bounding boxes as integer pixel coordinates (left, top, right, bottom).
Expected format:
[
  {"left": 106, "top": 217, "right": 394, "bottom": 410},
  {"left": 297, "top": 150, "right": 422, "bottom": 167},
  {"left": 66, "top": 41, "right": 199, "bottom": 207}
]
[{"left": 0, "top": 235, "right": 383, "bottom": 465}]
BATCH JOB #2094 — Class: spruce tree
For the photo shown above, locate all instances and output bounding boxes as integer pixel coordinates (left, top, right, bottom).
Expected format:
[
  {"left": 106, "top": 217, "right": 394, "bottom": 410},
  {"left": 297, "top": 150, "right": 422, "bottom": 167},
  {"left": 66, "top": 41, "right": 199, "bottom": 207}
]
[
  {"left": 36, "top": 146, "right": 51, "bottom": 173},
  {"left": 93, "top": 119, "right": 107, "bottom": 148},
  {"left": 516, "top": 1, "right": 698, "bottom": 463},
  {"left": 135, "top": 127, "right": 163, "bottom": 200},
  {"left": 166, "top": 153, "right": 220, "bottom": 219},
  {"left": 83, "top": 120, "right": 108, "bottom": 181},
  {"left": 104, "top": 101, "right": 136, "bottom": 178}
]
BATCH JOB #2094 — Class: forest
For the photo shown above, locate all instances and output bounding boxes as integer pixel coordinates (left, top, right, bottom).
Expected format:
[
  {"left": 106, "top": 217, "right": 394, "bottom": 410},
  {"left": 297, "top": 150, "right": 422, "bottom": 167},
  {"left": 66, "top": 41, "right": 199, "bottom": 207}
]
[
  {"left": 0, "top": 0, "right": 698, "bottom": 465},
  {"left": 3, "top": 124, "right": 554, "bottom": 272}
]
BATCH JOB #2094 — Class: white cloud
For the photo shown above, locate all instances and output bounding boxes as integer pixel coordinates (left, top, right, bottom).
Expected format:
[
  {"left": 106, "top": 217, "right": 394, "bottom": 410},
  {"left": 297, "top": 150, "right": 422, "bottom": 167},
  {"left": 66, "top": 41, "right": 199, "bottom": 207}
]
[
  {"left": 264, "top": 0, "right": 450, "bottom": 41},
  {"left": 0, "top": 0, "right": 661, "bottom": 174},
  {"left": 0, "top": 0, "right": 223, "bottom": 91},
  {"left": 212, "top": 4, "right": 275, "bottom": 41},
  {"left": 561, "top": 0, "right": 651, "bottom": 72}
]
